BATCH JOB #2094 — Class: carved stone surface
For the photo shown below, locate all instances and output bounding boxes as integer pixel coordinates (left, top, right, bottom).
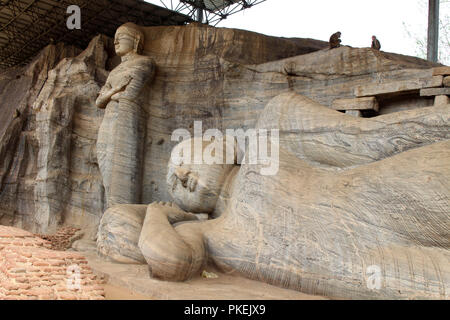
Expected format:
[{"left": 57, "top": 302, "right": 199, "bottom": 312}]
[
  {"left": 97, "top": 204, "right": 148, "bottom": 264},
  {"left": 0, "top": 38, "right": 103, "bottom": 236},
  {"left": 355, "top": 76, "right": 443, "bottom": 97},
  {"left": 444, "top": 76, "right": 450, "bottom": 87},
  {"left": 133, "top": 92, "right": 449, "bottom": 299},
  {"left": 96, "top": 23, "right": 155, "bottom": 209},
  {"left": 1, "top": 24, "right": 448, "bottom": 298},
  {"left": 435, "top": 95, "right": 450, "bottom": 105},
  {"left": 332, "top": 97, "right": 379, "bottom": 111},
  {"left": 31, "top": 36, "right": 110, "bottom": 238},
  {"left": 0, "top": 24, "right": 329, "bottom": 236},
  {"left": 432, "top": 66, "right": 450, "bottom": 76},
  {"left": 420, "top": 87, "right": 450, "bottom": 96}
]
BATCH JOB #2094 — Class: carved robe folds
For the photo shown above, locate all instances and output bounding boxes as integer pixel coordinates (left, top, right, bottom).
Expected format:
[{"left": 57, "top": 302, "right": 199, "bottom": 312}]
[{"left": 96, "top": 56, "right": 154, "bottom": 208}]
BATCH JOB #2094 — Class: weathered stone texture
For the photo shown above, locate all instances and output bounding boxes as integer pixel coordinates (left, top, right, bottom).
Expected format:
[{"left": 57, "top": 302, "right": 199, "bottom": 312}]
[
  {"left": 1, "top": 22, "right": 449, "bottom": 300},
  {"left": 97, "top": 205, "right": 148, "bottom": 264},
  {"left": 0, "top": 36, "right": 110, "bottom": 237},
  {"left": 129, "top": 92, "right": 449, "bottom": 299},
  {"left": 0, "top": 24, "right": 328, "bottom": 236},
  {"left": 444, "top": 76, "right": 450, "bottom": 87},
  {"left": 0, "top": 23, "right": 445, "bottom": 241}
]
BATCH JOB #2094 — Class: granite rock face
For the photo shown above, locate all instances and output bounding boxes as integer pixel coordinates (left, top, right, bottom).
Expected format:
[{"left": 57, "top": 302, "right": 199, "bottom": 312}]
[
  {"left": 0, "top": 36, "right": 110, "bottom": 237},
  {"left": 0, "top": 23, "right": 445, "bottom": 243},
  {"left": 1, "top": 22, "right": 449, "bottom": 300},
  {"left": 135, "top": 25, "right": 440, "bottom": 205},
  {"left": 0, "top": 24, "right": 329, "bottom": 237},
  {"left": 0, "top": 42, "right": 81, "bottom": 232}
]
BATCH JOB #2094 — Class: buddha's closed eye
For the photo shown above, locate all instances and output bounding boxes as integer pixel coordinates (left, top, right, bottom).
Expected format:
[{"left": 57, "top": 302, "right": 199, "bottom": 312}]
[{"left": 173, "top": 167, "right": 197, "bottom": 192}]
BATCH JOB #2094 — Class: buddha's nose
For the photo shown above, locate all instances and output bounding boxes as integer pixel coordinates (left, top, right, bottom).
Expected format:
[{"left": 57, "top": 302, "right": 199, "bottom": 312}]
[{"left": 175, "top": 167, "right": 190, "bottom": 182}]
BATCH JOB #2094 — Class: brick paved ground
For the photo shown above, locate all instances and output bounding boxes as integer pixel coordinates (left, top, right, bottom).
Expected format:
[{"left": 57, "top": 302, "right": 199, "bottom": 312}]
[
  {"left": 0, "top": 226, "right": 105, "bottom": 300},
  {"left": 35, "top": 227, "right": 82, "bottom": 251}
]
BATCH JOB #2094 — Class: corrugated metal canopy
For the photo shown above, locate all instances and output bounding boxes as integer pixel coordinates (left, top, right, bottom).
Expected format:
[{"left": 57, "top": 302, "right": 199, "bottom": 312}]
[{"left": 0, "top": 0, "right": 193, "bottom": 70}]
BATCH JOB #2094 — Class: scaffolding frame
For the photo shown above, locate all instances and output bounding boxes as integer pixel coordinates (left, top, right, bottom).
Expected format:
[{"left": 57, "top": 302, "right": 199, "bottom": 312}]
[
  {"left": 0, "top": 0, "right": 192, "bottom": 70},
  {"left": 156, "top": 0, "right": 267, "bottom": 25},
  {"left": 0, "top": 0, "right": 266, "bottom": 70}
]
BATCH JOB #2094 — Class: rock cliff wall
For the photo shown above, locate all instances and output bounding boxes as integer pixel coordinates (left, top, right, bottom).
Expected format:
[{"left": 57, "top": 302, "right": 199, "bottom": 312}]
[
  {"left": 0, "top": 24, "right": 442, "bottom": 238},
  {"left": 0, "top": 37, "right": 108, "bottom": 237}
]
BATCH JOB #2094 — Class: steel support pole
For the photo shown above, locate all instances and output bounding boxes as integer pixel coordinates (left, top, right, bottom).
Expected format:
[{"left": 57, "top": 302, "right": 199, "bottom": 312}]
[
  {"left": 427, "top": 0, "right": 440, "bottom": 62},
  {"left": 197, "top": 8, "right": 203, "bottom": 22}
]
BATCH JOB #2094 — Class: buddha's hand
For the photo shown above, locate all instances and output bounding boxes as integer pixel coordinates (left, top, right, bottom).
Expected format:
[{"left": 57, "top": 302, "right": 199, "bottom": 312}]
[
  {"left": 139, "top": 201, "right": 206, "bottom": 281},
  {"left": 147, "top": 201, "right": 198, "bottom": 224}
]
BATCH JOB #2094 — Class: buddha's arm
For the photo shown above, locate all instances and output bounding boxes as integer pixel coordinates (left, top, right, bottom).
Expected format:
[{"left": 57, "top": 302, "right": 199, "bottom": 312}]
[
  {"left": 138, "top": 202, "right": 207, "bottom": 281},
  {"left": 96, "top": 73, "right": 139, "bottom": 109},
  {"left": 112, "top": 58, "right": 155, "bottom": 102},
  {"left": 95, "top": 81, "right": 114, "bottom": 109}
]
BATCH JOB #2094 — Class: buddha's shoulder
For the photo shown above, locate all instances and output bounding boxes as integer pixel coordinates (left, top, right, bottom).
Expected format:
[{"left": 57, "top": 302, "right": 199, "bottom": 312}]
[{"left": 131, "top": 55, "right": 155, "bottom": 68}]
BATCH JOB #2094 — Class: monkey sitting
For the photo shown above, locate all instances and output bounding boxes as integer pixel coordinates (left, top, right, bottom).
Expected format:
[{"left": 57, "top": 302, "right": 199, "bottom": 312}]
[
  {"left": 329, "top": 31, "right": 342, "bottom": 49},
  {"left": 371, "top": 35, "right": 381, "bottom": 50}
]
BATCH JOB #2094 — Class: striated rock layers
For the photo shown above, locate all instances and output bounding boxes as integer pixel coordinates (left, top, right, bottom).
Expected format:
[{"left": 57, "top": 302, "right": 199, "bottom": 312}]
[
  {"left": 0, "top": 23, "right": 444, "bottom": 242},
  {"left": 101, "top": 92, "right": 449, "bottom": 299},
  {"left": 0, "top": 24, "right": 328, "bottom": 237},
  {"left": 0, "top": 35, "right": 115, "bottom": 237}
]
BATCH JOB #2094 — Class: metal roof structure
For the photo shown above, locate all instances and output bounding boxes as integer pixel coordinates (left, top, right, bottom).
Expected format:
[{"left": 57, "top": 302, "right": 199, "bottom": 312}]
[
  {"left": 0, "top": 0, "right": 266, "bottom": 71},
  {"left": 156, "top": 0, "right": 266, "bottom": 25},
  {"left": 0, "top": 0, "right": 193, "bottom": 70},
  {"left": 2, "top": 0, "right": 438, "bottom": 71}
]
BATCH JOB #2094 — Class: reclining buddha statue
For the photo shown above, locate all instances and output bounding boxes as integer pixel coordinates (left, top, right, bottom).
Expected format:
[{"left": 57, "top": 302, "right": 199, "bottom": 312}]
[{"left": 97, "top": 92, "right": 450, "bottom": 300}]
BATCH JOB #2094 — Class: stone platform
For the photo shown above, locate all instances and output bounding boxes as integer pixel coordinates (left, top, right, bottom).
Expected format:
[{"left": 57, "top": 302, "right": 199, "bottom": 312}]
[{"left": 80, "top": 247, "right": 326, "bottom": 300}]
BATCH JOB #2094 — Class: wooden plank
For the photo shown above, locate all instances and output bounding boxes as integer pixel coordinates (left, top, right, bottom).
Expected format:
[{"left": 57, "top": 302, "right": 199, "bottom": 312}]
[
  {"left": 420, "top": 87, "right": 450, "bottom": 96},
  {"left": 432, "top": 66, "right": 450, "bottom": 76},
  {"left": 332, "top": 97, "right": 379, "bottom": 112},
  {"left": 355, "top": 76, "right": 443, "bottom": 97}
]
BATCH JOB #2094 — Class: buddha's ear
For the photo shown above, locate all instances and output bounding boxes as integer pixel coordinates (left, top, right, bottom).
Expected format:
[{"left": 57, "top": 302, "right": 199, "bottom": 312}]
[{"left": 133, "top": 35, "right": 141, "bottom": 53}]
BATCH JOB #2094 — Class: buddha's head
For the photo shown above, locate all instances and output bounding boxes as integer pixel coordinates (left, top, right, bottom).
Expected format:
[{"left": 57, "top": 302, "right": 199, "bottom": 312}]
[
  {"left": 167, "top": 137, "right": 238, "bottom": 213},
  {"left": 114, "top": 22, "right": 144, "bottom": 56}
]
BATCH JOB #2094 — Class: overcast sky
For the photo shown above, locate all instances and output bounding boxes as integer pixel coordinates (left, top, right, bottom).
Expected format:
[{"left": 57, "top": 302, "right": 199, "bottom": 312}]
[{"left": 146, "top": 0, "right": 449, "bottom": 59}]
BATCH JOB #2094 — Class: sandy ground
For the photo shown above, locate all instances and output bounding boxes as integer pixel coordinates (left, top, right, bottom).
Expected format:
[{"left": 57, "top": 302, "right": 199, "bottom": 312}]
[
  {"left": 104, "top": 284, "right": 154, "bottom": 300},
  {"left": 83, "top": 250, "right": 326, "bottom": 300}
]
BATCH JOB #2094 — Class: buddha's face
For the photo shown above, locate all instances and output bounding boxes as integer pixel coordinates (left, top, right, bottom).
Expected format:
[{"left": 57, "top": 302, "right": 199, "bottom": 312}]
[
  {"left": 167, "top": 138, "right": 236, "bottom": 213},
  {"left": 114, "top": 29, "right": 136, "bottom": 57}
]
